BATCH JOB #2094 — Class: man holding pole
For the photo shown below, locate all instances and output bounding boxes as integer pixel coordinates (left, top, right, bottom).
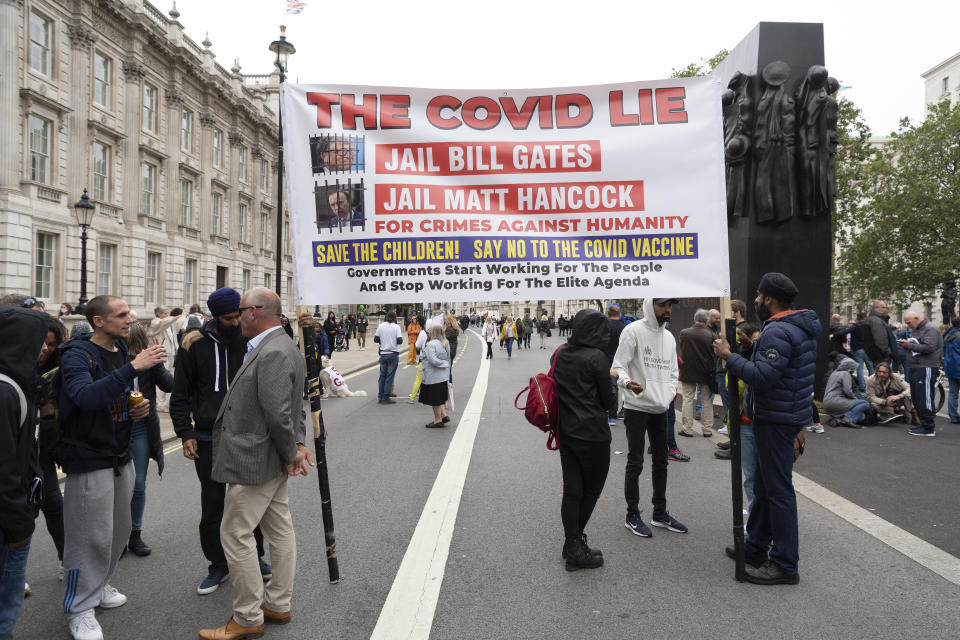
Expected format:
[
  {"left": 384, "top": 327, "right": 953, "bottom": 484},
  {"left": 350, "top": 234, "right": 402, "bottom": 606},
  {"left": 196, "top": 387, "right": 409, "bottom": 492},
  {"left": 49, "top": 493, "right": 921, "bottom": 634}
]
[
  {"left": 714, "top": 273, "right": 819, "bottom": 585},
  {"left": 199, "top": 288, "right": 313, "bottom": 640}
]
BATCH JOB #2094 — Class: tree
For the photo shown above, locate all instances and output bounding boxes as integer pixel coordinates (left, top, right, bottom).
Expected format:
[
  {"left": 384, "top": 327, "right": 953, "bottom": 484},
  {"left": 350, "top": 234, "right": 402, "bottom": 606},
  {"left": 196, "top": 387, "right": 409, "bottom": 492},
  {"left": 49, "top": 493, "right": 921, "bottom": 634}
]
[
  {"left": 835, "top": 99, "right": 960, "bottom": 306},
  {"left": 669, "top": 50, "right": 729, "bottom": 78}
]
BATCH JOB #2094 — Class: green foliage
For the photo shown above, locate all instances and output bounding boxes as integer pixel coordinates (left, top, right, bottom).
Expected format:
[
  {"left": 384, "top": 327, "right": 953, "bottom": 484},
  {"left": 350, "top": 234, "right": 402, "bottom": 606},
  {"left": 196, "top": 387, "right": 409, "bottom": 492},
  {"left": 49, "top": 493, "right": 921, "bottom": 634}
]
[
  {"left": 835, "top": 99, "right": 960, "bottom": 306},
  {"left": 670, "top": 50, "right": 728, "bottom": 78}
]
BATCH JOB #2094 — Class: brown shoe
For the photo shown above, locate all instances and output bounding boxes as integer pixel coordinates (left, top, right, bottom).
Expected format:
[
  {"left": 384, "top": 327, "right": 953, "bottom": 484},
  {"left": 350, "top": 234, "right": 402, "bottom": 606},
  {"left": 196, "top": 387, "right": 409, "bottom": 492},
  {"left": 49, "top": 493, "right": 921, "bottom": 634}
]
[
  {"left": 261, "top": 605, "right": 291, "bottom": 625},
  {"left": 198, "top": 619, "right": 265, "bottom": 640}
]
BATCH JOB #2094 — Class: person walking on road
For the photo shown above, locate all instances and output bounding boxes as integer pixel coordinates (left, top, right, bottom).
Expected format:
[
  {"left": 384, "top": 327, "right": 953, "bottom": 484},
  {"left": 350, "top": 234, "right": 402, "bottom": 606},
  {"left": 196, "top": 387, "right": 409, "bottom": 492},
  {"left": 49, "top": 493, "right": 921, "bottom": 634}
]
[
  {"left": 58, "top": 296, "right": 166, "bottom": 640},
  {"left": 715, "top": 272, "right": 819, "bottom": 586},
  {"left": 406, "top": 313, "right": 421, "bottom": 364},
  {"left": 322, "top": 312, "right": 339, "bottom": 361},
  {"left": 444, "top": 314, "right": 461, "bottom": 383},
  {"left": 482, "top": 316, "right": 496, "bottom": 359},
  {"left": 944, "top": 317, "right": 960, "bottom": 423},
  {"left": 501, "top": 316, "right": 518, "bottom": 359},
  {"left": 899, "top": 311, "right": 943, "bottom": 437},
  {"left": 170, "top": 288, "right": 271, "bottom": 596},
  {"left": 374, "top": 311, "right": 403, "bottom": 404},
  {"left": 612, "top": 298, "right": 687, "bottom": 540},
  {"left": 406, "top": 323, "right": 429, "bottom": 403},
  {"left": 356, "top": 312, "right": 369, "bottom": 351},
  {"left": 199, "top": 288, "right": 314, "bottom": 640},
  {"left": 420, "top": 325, "right": 451, "bottom": 428},
  {"left": 677, "top": 309, "right": 716, "bottom": 437},
  {"left": 554, "top": 309, "right": 616, "bottom": 570}
]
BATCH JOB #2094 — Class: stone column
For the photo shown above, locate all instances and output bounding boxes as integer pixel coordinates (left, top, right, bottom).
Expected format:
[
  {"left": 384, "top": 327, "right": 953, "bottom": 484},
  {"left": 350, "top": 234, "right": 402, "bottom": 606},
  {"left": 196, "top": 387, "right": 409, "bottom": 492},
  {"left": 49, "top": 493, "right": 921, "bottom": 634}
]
[
  {"left": 121, "top": 59, "right": 145, "bottom": 224},
  {"left": 164, "top": 88, "right": 183, "bottom": 227},
  {"left": 0, "top": 0, "right": 23, "bottom": 190},
  {"left": 66, "top": 22, "right": 96, "bottom": 198}
]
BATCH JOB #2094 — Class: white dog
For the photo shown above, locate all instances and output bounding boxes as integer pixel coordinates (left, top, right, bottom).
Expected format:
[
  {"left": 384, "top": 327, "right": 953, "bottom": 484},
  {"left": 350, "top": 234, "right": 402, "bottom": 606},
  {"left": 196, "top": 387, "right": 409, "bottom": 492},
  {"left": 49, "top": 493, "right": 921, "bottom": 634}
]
[{"left": 319, "top": 356, "right": 367, "bottom": 398}]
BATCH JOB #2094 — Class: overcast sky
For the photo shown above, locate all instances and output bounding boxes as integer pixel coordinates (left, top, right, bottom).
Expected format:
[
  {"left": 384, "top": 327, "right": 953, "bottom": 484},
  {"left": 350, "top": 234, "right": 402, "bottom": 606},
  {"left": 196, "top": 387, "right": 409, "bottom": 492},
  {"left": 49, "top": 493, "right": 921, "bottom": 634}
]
[{"left": 171, "top": 0, "right": 959, "bottom": 137}]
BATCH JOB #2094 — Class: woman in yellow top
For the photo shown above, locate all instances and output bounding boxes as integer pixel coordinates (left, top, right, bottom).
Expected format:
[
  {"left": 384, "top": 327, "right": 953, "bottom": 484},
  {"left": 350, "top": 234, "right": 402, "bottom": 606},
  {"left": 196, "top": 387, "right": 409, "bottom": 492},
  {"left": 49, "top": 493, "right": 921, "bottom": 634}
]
[
  {"left": 407, "top": 313, "right": 421, "bottom": 364},
  {"left": 500, "top": 316, "right": 519, "bottom": 360}
]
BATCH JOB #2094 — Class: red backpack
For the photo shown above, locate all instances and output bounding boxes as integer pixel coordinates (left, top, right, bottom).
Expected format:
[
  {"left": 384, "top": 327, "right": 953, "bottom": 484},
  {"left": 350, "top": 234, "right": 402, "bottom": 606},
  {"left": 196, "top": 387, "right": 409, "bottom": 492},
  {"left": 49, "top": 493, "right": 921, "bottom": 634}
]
[{"left": 514, "top": 346, "right": 562, "bottom": 450}]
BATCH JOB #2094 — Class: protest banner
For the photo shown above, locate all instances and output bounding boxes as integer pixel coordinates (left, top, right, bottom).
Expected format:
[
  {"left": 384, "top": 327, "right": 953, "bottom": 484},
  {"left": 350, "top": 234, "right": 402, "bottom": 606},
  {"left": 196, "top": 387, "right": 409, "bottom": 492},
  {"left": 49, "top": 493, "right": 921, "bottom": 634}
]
[{"left": 281, "top": 79, "right": 728, "bottom": 304}]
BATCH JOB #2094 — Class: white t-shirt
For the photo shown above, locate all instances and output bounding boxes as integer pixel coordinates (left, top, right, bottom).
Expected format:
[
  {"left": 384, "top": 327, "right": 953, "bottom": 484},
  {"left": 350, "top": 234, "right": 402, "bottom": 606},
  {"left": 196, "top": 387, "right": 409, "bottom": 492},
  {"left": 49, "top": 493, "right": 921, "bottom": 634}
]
[{"left": 374, "top": 322, "right": 403, "bottom": 354}]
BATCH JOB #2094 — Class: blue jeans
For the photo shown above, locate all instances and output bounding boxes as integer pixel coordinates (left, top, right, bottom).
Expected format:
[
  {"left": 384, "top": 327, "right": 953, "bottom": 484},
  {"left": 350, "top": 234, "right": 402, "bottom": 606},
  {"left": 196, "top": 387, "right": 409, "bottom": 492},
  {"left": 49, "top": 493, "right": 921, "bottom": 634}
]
[
  {"left": 378, "top": 352, "right": 399, "bottom": 401},
  {"left": 948, "top": 378, "right": 960, "bottom": 422},
  {"left": 741, "top": 422, "right": 757, "bottom": 514},
  {"left": 0, "top": 537, "right": 31, "bottom": 638},
  {"left": 843, "top": 399, "right": 870, "bottom": 425},
  {"left": 130, "top": 419, "right": 150, "bottom": 531},
  {"left": 851, "top": 349, "right": 873, "bottom": 391},
  {"left": 506, "top": 337, "right": 515, "bottom": 357},
  {"left": 746, "top": 423, "right": 802, "bottom": 574},
  {"left": 716, "top": 372, "right": 729, "bottom": 422}
]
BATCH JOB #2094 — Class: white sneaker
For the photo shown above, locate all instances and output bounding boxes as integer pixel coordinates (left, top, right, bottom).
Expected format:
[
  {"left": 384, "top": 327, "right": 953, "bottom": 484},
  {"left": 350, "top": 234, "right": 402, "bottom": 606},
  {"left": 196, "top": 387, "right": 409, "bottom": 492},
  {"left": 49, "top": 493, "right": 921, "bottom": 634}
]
[
  {"left": 69, "top": 610, "right": 104, "bottom": 640},
  {"left": 717, "top": 426, "right": 728, "bottom": 436},
  {"left": 805, "top": 423, "right": 825, "bottom": 434},
  {"left": 98, "top": 583, "right": 127, "bottom": 608}
]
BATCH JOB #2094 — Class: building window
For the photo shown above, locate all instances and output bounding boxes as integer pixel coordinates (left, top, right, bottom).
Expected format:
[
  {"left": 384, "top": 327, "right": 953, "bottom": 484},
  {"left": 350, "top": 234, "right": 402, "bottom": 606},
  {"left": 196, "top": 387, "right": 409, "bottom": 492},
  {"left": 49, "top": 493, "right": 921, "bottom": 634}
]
[
  {"left": 92, "top": 142, "right": 109, "bottom": 201},
  {"left": 264, "top": 272, "right": 271, "bottom": 288},
  {"left": 145, "top": 252, "right": 160, "bottom": 303},
  {"left": 238, "top": 147, "right": 247, "bottom": 182},
  {"left": 141, "top": 163, "right": 156, "bottom": 215},
  {"left": 260, "top": 159, "right": 269, "bottom": 192},
  {"left": 29, "top": 13, "right": 51, "bottom": 76},
  {"left": 212, "top": 129, "right": 222, "bottom": 168},
  {"left": 212, "top": 192, "right": 222, "bottom": 235},
  {"left": 238, "top": 202, "right": 247, "bottom": 242},
  {"left": 184, "top": 258, "right": 196, "bottom": 303},
  {"left": 260, "top": 212, "right": 268, "bottom": 248},
  {"left": 143, "top": 84, "right": 157, "bottom": 133},
  {"left": 28, "top": 115, "right": 50, "bottom": 184},
  {"left": 35, "top": 232, "right": 56, "bottom": 298},
  {"left": 944, "top": 77, "right": 951, "bottom": 94},
  {"left": 93, "top": 52, "right": 111, "bottom": 108},
  {"left": 97, "top": 243, "right": 115, "bottom": 295},
  {"left": 180, "top": 178, "right": 192, "bottom": 226},
  {"left": 242, "top": 269, "right": 251, "bottom": 292},
  {"left": 284, "top": 221, "right": 290, "bottom": 253},
  {"left": 216, "top": 266, "right": 227, "bottom": 290},
  {"left": 181, "top": 109, "right": 193, "bottom": 151}
]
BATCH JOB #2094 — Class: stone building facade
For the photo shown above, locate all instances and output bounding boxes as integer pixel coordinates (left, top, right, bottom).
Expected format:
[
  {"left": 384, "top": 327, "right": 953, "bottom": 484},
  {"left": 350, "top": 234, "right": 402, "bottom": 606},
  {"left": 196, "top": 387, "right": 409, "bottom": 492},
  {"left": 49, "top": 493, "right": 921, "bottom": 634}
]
[
  {"left": 922, "top": 51, "right": 960, "bottom": 112},
  {"left": 0, "top": 0, "right": 293, "bottom": 315}
]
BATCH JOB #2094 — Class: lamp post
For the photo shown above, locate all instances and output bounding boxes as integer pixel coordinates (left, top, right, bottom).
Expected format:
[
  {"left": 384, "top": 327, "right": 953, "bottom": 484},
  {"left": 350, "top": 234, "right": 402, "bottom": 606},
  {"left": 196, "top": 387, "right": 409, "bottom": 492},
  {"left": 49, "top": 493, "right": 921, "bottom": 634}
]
[
  {"left": 73, "top": 189, "right": 95, "bottom": 314},
  {"left": 269, "top": 26, "right": 295, "bottom": 297}
]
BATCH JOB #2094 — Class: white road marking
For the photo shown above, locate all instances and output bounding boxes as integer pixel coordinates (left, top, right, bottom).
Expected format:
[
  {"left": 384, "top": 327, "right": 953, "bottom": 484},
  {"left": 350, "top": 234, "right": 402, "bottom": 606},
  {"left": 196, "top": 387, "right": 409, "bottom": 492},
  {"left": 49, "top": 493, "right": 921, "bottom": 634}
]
[
  {"left": 370, "top": 331, "right": 489, "bottom": 640},
  {"left": 794, "top": 472, "right": 960, "bottom": 585}
]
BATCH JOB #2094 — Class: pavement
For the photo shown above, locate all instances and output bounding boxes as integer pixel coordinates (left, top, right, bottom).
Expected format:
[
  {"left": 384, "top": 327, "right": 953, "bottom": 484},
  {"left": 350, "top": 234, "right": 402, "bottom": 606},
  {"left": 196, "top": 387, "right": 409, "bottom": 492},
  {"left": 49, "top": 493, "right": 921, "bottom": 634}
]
[{"left": 18, "top": 328, "right": 960, "bottom": 639}]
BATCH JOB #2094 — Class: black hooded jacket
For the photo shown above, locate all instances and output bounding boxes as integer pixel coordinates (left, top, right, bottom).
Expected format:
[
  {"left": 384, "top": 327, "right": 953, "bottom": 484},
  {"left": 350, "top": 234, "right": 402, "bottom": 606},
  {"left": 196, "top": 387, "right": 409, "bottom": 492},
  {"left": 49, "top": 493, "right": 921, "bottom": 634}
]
[
  {"left": 0, "top": 307, "right": 48, "bottom": 544},
  {"left": 552, "top": 309, "right": 616, "bottom": 443},
  {"left": 170, "top": 319, "right": 247, "bottom": 441}
]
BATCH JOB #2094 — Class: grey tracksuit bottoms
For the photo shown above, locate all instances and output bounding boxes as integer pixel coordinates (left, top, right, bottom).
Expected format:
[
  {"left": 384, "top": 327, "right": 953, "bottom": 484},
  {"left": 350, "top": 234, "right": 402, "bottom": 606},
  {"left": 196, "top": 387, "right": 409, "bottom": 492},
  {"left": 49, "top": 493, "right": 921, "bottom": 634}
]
[{"left": 62, "top": 462, "right": 134, "bottom": 615}]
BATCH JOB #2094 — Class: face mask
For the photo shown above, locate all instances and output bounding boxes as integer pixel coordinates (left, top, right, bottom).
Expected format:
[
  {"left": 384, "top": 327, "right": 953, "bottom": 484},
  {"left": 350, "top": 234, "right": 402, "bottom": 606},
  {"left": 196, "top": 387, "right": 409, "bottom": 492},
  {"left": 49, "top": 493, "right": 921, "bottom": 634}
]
[
  {"left": 60, "top": 307, "right": 68, "bottom": 315},
  {"left": 755, "top": 300, "right": 771, "bottom": 322}
]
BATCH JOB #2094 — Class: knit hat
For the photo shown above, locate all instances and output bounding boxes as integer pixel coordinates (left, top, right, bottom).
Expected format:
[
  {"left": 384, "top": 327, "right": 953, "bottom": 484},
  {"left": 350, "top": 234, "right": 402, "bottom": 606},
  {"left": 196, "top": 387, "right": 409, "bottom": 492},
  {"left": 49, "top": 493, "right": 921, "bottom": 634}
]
[
  {"left": 207, "top": 287, "right": 241, "bottom": 317},
  {"left": 757, "top": 272, "right": 799, "bottom": 303}
]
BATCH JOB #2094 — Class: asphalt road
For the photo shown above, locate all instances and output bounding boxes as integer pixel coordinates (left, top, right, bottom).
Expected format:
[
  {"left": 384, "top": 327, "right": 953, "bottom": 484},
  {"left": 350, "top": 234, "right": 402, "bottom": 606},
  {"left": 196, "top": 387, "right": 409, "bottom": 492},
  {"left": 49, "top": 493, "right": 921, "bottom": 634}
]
[{"left": 15, "top": 329, "right": 960, "bottom": 639}]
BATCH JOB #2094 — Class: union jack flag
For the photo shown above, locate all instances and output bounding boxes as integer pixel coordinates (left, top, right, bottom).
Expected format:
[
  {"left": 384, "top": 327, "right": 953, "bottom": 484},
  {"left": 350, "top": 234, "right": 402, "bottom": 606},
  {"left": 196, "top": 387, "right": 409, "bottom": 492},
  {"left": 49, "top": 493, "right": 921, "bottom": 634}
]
[{"left": 287, "top": 0, "right": 306, "bottom": 14}]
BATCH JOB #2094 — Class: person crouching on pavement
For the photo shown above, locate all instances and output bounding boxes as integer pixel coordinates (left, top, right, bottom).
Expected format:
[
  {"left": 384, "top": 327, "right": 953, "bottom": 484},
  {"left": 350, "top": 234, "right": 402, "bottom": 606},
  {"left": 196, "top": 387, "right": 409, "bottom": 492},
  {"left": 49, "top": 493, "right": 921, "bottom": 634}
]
[
  {"left": 420, "top": 325, "right": 451, "bottom": 428},
  {"left": 59, "top": 296, "right": 167, "bottom": 640},
  {"left": 865, "top": 361, "right": 913, "bottom": 423},
  {"left": 553, "top": 309, "right": 615, "bottom": 570},
  {"left": 714, "top": 272, "right": 819, "bottom": 585},
  {"left": 821, "top": 356, "right": 871, "bottom": 428},
  {"left": 199, "top": 288, "right": 314, "bottom": 640}
]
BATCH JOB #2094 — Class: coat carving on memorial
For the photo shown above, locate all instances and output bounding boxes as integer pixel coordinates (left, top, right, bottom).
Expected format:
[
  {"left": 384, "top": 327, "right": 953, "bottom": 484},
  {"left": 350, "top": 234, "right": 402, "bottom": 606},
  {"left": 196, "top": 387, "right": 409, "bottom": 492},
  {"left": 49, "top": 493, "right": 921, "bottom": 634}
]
[
  {"left": 721, "top": 60, "right": 838, "bottom": 225},
  {"left": 722, "top": 72, "right": 753, "bottom": 219}
]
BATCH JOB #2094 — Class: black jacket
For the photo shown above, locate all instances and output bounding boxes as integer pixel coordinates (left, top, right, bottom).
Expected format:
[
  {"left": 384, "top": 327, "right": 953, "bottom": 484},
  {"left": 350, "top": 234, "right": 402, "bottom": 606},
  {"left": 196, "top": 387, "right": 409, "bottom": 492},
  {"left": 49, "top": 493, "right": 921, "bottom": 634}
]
[
  {"left": 604, "top": 317, "right": 624, "bottom": 364},
  {"left": 0, "top": 308, "right": 48, "bottom": 544},
  {"left": 170, "top": 320, "right": 247, "bottom": 441},
  {"left": 134, "top": 362, "right": 173, "bottom": 476},
  {"left": 553, "top": 309, "right": 616, "bottom": 443}
]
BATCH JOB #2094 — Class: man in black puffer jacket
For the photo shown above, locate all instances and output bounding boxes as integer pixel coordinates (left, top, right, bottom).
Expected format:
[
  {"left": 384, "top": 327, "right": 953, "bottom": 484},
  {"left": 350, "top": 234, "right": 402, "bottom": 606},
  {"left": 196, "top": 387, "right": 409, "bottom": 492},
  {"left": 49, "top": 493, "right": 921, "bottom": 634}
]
[
  {"left": 715, "top": 273, "right": 820, "bottom": 586},
  {"left": 552, "top": 309, "right": 616, "bottom": 570}
]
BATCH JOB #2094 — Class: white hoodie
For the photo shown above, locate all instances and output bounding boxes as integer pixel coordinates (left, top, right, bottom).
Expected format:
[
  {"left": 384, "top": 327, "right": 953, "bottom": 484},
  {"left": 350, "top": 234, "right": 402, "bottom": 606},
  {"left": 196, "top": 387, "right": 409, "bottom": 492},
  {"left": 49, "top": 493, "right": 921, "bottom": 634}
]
[{"left": 612, "top": 298, "right": 679, "bottom": 413}]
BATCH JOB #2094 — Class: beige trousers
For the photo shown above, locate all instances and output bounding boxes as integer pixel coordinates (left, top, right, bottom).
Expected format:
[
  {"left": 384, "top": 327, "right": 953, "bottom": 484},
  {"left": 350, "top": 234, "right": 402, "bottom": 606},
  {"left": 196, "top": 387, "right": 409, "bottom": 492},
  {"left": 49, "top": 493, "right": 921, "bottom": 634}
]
[
  {"left": 221, "top": 474, "right": 296, "bottom": 627},
  {"left": 679, "top": 380, "right": 713, "bottom": 434}
]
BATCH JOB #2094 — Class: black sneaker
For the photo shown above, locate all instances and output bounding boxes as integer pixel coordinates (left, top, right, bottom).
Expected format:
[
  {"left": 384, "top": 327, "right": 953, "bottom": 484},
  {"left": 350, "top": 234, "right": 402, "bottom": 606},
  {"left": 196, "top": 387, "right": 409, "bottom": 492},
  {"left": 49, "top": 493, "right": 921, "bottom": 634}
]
[
  {"left": 724, "top": 544, "right": 767, "bottom": 569},
  {"left": 127, "top": 530, "right": 151, "bottom": 557},
  {"left": 625, "top": 513, "right": 652, "bottom": 537},
  {"left": 745, "top": 560, "right": 799, "bottom": 585},
  {"left": 197, "top": 567, "right": 229, "bottom": 595},
  {"left": 651, "top": 513, "right": 688, "bottom": 533}
]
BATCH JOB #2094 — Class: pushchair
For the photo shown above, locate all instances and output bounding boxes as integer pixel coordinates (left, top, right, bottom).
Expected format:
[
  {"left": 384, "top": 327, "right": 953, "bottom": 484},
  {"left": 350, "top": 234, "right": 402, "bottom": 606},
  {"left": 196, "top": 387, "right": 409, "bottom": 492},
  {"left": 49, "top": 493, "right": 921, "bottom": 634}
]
[{"left": 334, "top": 327, "right": 348, "bottom": 351}]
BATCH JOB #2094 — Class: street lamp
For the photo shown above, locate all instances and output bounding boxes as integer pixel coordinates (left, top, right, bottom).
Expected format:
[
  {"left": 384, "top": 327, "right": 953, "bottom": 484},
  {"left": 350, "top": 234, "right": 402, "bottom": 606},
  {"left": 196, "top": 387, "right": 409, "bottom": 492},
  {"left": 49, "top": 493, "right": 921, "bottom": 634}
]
[
  {"left": 73, "top": 189, "right": 95, "bottom": 314},
  {"left": 269, "top": 26, "right": 295, "bottom": 298}
]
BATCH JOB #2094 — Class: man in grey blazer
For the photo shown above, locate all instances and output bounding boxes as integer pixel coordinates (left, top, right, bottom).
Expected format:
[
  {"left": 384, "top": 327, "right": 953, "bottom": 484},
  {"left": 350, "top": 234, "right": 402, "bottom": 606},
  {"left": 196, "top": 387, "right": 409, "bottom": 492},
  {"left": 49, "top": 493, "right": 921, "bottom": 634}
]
[{"left": 199, "top": 288, "right": 313, "bottom": 640}]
